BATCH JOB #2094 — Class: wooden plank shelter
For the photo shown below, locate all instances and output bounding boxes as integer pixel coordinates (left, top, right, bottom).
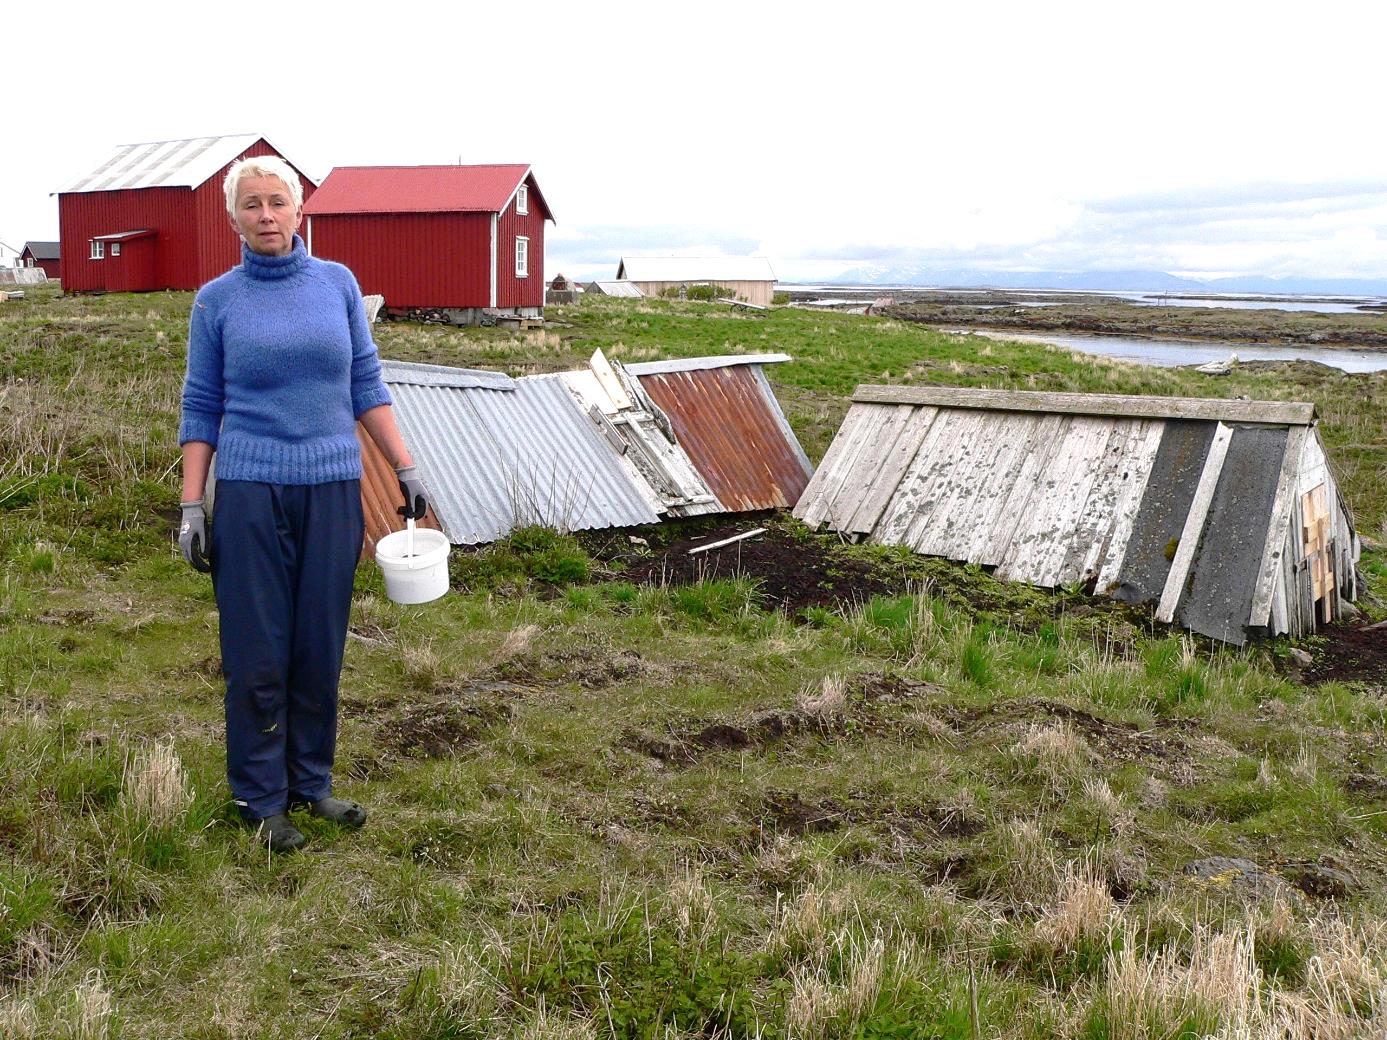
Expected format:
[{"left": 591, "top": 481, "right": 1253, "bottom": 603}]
[{"left": 795, "top": 386, "right": 1360, "bottom": 644}]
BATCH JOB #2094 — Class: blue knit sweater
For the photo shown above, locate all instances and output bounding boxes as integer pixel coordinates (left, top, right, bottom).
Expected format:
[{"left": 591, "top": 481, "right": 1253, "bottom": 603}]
[{"left": 178, "top": 235, "right": 392, "bottom": 485}]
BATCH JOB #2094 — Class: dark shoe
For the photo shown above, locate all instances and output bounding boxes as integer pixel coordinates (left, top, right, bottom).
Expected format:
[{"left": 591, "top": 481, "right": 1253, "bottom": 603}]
[
  {"left": 293, "top": 796, "right": 367, "bottom": 828},
  {"left": 255, "top": 813, "right": 307, "bottom": 853}
]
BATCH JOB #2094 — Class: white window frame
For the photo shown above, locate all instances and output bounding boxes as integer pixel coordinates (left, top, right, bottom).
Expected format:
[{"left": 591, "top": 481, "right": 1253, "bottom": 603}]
[
  {"left": 515, "top": 236, "right": 529, "bottom": 278},
  {"left": 516, "top": 184, "right": 529, "bottom": 216},
  {"left": 24, "top": 257, "right": 34, "bottom": 267},
  {"left": 90, "top": 240, "right": 104, "bottom": 260},
  {"left": 111, "top": 242, "right": 121, "bottom": 258}
]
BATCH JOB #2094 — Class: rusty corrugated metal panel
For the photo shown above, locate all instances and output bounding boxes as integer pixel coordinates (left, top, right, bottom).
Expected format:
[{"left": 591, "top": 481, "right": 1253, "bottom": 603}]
[
  {"left": 356, "top": 424, "right": 443, "bottom": 559},
  {"left": 635, "top": 364, "right": 812, "bottom": 511}
]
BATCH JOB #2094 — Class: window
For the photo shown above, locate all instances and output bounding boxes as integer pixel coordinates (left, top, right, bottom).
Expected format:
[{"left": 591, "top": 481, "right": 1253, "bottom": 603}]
[
  {"left": 516, "top": 184, "right": 528, "bottom": 215},
  {"left": 90, "top": 240, "right": 105, "bottom": 260},
  {"left": 515, "top": 236, "right": 529, "bottom": 278},
  {"left": 24, "top": 257, "right": 33, "bottom": 267},
  {"left": 111, "top": 243, "right": 121, "bottom": 257}
]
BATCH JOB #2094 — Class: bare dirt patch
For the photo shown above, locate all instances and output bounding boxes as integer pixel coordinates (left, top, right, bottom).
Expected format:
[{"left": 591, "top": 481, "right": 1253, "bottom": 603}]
[
  {"left": 1302, "top": 621, "right": 1387, "bottom": 688},
  {"left": 346, "top": 680, "right": 520, "bottom": 759},
  {"left": 589, "top": 521, "right": 902, "bottom": 613}
]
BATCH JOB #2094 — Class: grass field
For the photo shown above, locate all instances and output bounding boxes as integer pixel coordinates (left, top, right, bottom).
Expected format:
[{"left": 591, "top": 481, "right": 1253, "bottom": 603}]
[{"left": 1, "top": 284, "right": 1385, "bottom": 1038}]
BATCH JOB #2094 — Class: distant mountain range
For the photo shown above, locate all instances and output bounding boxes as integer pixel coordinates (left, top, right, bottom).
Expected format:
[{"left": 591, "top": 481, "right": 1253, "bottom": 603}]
[{"left": 826, "top": 266, "right": 1387, "bottom": 298}]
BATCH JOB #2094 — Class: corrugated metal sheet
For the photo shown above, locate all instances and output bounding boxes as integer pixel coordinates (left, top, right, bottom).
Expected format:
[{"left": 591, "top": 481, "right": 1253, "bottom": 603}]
[
  {"left": 303, "top": 166, "right": 552, "bottom": 219},
  {"left": 626, "top": 354, "right": 792, "bottom": 375},
  {"left": 357, "top": 425, "right": 444, "bottom": 559},
  {"left": 635, "top": 362, "right": 813, "bottom": 511},
  {"left": 381, "top": 371, "right": 659, "bottom": 545},
  {"left": 616, "top": 256, "right": 776, "bottom": 282},
  {"left": 796, "top": 385, "right": 1358, "bottom": 644},
  {"left": 60, "top": 135, "right": 262, "bottom": 193},
  {"left": 383, "top": 360, "right": 514, "bottom": 391}
]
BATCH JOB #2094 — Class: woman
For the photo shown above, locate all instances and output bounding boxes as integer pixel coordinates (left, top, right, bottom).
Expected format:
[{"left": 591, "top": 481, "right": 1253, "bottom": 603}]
[{"left": 177, "top": 155, "right": 427, "bottom": 853}]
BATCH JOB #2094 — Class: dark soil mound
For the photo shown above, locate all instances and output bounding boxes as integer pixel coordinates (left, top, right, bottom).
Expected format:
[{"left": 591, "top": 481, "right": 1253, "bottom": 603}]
[
  {"left": 593, "top": 522, "right": 901, "bottom": 613},
  {"left": 1303, "top": 621, "right": 1387, "bottom": 687}
]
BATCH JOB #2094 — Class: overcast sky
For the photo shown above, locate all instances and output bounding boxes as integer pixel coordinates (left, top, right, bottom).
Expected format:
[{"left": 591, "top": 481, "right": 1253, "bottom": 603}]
[{"left": 8, "top": 1, "right": 1387, "bottom": 284}]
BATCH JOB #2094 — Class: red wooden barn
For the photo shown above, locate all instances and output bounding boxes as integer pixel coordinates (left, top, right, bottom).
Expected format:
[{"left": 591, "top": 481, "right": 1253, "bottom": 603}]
[
  {"left": 56, "top": 134, "right": 316, "bottom": 293},
  {"left": 301, "top": 165, "right": 552, "bottom": 325},
  {"left": 19, "top": 242, "right": 61, "bottom": 281}
]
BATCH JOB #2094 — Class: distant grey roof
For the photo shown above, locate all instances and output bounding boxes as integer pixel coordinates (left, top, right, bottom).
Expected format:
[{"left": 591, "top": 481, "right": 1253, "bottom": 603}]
[
  {"left": 22, "top": 241, "right": 59, "bottom": 259},
  {"left": 57, "top": 134, "right": 314, "bottom": 194},
  {"left": 587, "top": 280, "right": 644, "bottom": 298},
  {"left": 616, "top": 256, "right": 777, "bottom": 283},
  {"left": 384, "top": 368, "right": 659, "bottom": 545},
  {"left": 625, "top": 354, "right": 791, "bottom": 376}
]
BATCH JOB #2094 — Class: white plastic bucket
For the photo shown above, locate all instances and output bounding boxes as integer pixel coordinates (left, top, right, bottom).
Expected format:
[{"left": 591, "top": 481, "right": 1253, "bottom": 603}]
[{"left": 375, "top": 522, "right": 450, "bottom": 605}]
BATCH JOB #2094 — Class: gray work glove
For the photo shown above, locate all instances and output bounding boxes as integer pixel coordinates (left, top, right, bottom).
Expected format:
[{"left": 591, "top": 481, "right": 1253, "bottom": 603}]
[
  {"left": 179, "top": 500, "right": 211, "bottom": 572},
  {"left": 396, "top": 465, "right": 428, "bottom": 521}
]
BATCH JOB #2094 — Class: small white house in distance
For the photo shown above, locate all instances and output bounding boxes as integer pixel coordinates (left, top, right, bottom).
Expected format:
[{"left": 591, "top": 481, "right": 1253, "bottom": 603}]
[{"left": 616, "top": 256, "right": 777, "bottom": 307}]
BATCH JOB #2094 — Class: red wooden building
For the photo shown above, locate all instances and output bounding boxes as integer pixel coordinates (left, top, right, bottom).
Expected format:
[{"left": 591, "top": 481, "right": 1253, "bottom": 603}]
[
  {"left": 301, "top": 165, "right": 552, "bottom": 325},
  {"left": 56, "top": 134, "right": 316, "bottom": 293},
  {"left": 19, "top": 242, "right": 60, "bottom": 281}
]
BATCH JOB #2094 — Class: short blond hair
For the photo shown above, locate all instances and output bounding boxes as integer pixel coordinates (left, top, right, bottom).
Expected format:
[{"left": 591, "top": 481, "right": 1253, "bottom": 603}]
[{"left": 223, "top": 155, "right": 303, "bottom": 218}]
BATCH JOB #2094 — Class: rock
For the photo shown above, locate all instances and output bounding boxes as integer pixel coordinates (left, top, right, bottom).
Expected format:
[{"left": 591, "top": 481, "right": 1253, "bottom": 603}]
[
  {"left": 1284, "top": 864, "right": 1357, "bottom": 900},
  {"left": 1181, "top": 856, "right": 1294, "bottom": 899},
  {"left": 1337, "top": 601, "right": 1362, "bottom": 621},
  {"left": 1289, "top": 648, "right": 1314, "bottom": 667}
]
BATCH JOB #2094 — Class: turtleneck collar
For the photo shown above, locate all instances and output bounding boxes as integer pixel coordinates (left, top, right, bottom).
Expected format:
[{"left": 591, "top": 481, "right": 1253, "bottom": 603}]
[{"left": 240, "top": 234, "right": 310, "bottom": 280}]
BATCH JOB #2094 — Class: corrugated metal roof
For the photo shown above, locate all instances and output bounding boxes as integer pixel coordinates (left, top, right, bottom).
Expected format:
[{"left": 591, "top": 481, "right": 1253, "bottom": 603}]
[
  {"left": 587, "top": 280, "right": 645, "bottom": 298},
  {"left": 616, "top": 256, "right": 777, "bottom": 283},
  {"left": 382, "top": 369, "right": 659, "bottom": 545},
  {"left": 58, "top": 134, "right": 308, "bottom": 194},
  {"left": 302, "top": 165, "right": 552, "bottom": 218},
  {"left": 635, "top": 363, "right": 812, "bottom": 511},
  {"left": 382, "top": 359, "right": 515, "bottom": 390},
  {"left": 795, "top": 386, "right": 1357, "bottom": 644},
  {"left": 626, "top": 354, "right": 791, "bottom": 376}
]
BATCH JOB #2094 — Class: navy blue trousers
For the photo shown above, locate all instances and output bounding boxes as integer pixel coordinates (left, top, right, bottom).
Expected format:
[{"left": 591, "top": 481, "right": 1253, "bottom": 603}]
[{"left": 210, "top": 480, "right": 363, "bottom": 820}]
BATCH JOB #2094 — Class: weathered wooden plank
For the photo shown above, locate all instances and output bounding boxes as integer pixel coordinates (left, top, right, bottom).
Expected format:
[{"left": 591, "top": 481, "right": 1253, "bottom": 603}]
[
  {"left": 833, "top": 406, "right": 915, "bottom": 527},
  {"left": 1093, "top": 419, "right": 1165, "bottom": 594},
  {"left": 1177, "top": 425, "right": 1288, "bottom": 644},
  {"left": 1248, "top": 424, "right": 1308, "bottom": 628},
  {"left": 1156, "top": 422, "right": 1233, "bottom": 623},
  {"left": 978, "top": 414, "right": 1070, "bottom": 567},
  {"left": 1110, "top": 420, "right": 1217, "bottom": 605},
  {"left": 1050, "top": 419, "right": 1146, "bottom": 588},
  {"left": 845, "top": 406, "right": 938, "bottom": 535},
  {"left": 1270, "top": 532, "right": 1289, "bottom": 635},
  {"left": 1000, "top": 417, "right": 1113, "bottom": 585},
  {"left": 960, "top": 412, "right": 1047, "bottom": 562},
  {"left": 794, "top": 403, "right": 894, "bottom": 528},
  {"left": 850, "top": 384, "right": 1316, "bottom": 426},
  {"left": 909, "top": 410, "right": 998, "bottom": 558},
  {"left": 876, "top": 408, "right": 975, "bottom": 547}
]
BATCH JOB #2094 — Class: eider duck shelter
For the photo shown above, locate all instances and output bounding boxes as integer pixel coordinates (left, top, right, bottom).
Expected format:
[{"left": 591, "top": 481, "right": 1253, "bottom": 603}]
[{"left": 794, "top": 386, "right": 1360, "bottom": 644}]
